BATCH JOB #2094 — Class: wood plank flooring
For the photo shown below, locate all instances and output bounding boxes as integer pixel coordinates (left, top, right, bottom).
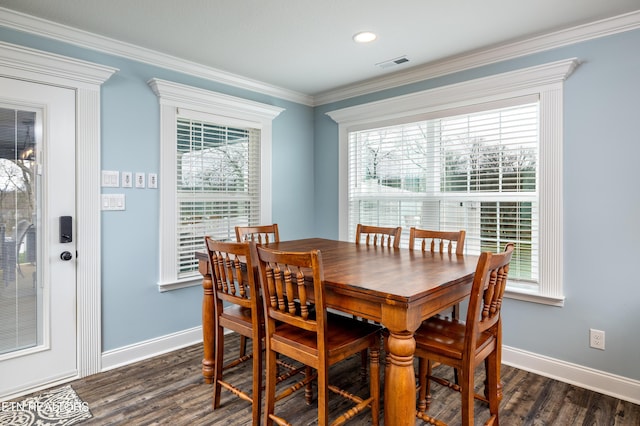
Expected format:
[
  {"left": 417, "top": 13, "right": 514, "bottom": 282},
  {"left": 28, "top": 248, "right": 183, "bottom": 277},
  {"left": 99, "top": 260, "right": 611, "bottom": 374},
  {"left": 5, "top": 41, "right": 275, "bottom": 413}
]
[{"left": 24, "top": 333, "right": 640, "bottom": 425}]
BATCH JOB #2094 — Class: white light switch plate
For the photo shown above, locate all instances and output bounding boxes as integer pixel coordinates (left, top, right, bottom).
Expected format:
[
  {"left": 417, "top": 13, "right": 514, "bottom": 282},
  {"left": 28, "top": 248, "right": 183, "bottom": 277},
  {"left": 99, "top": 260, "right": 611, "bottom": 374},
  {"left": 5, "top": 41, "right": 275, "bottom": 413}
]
[
  {"left": 101, "top": 194, "right": 125, "bottom": 211},
  {"left": 101, "top": 170, "right": 119, "bottom": 187}
]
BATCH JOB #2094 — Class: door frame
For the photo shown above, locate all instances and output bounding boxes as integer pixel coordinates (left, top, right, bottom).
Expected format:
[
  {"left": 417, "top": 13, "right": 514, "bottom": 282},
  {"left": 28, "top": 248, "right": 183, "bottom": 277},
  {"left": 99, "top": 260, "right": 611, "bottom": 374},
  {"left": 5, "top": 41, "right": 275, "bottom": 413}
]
[{"left": 0, "top": 41, "right": 117, "bottom": 388}]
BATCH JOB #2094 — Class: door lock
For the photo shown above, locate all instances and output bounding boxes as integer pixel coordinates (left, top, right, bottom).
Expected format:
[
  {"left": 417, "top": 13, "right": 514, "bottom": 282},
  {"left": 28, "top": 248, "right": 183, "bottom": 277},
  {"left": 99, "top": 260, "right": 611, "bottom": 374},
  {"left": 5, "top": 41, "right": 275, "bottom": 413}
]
[{"left": 60, "top": 251, "right": 73, "bottom": 261}]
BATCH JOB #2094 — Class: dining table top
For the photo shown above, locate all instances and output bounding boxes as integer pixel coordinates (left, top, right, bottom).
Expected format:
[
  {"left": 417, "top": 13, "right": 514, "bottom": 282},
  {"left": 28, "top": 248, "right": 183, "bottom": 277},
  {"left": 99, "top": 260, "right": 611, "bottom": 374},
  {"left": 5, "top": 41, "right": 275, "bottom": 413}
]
[{"left": 260, "top": 237, "right": 479, "bottom": 306}]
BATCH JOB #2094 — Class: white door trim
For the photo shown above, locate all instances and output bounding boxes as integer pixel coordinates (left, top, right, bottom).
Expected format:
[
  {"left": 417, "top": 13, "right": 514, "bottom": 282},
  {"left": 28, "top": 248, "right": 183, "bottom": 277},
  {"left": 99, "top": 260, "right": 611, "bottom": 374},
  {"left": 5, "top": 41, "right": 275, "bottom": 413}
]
[{"left": 0, "top": 41, "right": 117, "bottom": 380}]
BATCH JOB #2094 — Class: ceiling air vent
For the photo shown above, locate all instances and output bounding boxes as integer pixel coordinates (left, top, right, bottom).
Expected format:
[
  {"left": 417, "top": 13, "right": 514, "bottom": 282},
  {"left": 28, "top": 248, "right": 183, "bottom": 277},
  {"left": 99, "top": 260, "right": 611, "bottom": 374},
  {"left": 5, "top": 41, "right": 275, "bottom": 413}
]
[{"left": 375, "top": 56, "right": 409, "bottom": 69}]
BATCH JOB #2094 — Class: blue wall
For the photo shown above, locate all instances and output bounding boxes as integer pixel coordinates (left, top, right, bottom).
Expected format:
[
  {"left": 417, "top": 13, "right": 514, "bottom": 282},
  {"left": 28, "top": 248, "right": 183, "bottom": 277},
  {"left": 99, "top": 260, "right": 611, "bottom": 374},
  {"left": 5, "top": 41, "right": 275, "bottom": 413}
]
[
  {"left": 314, "top": 29, "right": 640, "bottom": 381},
  {"left": 1, "top": 23, "right": 639, "bottom": 382},
  {"left": 0, "top": 26, "right": 315, "bottom": 351}
]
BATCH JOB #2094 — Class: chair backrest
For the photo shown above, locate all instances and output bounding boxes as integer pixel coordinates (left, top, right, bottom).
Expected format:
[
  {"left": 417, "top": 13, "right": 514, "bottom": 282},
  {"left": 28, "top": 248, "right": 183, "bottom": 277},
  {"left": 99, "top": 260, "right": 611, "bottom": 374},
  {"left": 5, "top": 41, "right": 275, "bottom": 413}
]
[
  {"left": 409, "top": 227, "right": 466, "bottom": 255},
  {"left": 204, "top": 237, "right": 261, "bottom": 318},
  {"left": 256, "top": 246, "right": 328, "bottom": 348},
  {"left": 235, "top": 224, "right": 280, "bottom": 244},
  {"left": 355, "top": 224, "right": 402, "bottom": 248},
  {"left": 464, "top": 243, "right": 514, "bottom": 353}
]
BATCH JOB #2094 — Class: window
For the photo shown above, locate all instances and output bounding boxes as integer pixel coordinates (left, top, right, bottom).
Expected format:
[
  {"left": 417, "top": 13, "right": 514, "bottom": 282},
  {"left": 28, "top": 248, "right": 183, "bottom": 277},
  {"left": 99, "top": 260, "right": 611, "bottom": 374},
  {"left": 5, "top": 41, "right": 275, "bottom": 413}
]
[
  {"left": 150, "top": 79, "right": 284, "bottom": 291},
  {"left": 348, "top": 100, "right": 538, "bottom": 283},
  {"left": 328, "top": 59, "right": 578, "bottom": 305}
]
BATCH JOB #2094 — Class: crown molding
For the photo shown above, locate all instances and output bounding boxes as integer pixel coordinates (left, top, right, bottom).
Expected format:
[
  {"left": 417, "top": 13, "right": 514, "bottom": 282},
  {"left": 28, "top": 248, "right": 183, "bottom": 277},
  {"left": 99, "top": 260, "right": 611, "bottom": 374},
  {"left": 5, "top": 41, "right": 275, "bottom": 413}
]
[
  {"left": 148, "top": 78, "right": 285, "bottom": 122},
  {"left": 0, "top": 7, "right": 638, "bottom": 107},
  {"left": 0, "top": 40, "right": 117, "bottom": 89},
  {"left": 314, "top": 10, "right": 640, "bottom": 106},
  {"left": 326, "top": 58, "right": 579, "bottom": 125},
  {"left": 0, "top": 7, "right": 314, "bottom": 106}
]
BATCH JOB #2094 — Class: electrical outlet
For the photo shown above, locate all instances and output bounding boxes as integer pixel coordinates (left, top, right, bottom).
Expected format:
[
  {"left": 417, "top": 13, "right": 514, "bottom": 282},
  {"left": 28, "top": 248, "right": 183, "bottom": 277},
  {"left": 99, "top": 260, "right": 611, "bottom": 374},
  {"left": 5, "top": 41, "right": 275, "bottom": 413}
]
[{"left": 589, "top": 329, "right": 605, "bottom": 350}]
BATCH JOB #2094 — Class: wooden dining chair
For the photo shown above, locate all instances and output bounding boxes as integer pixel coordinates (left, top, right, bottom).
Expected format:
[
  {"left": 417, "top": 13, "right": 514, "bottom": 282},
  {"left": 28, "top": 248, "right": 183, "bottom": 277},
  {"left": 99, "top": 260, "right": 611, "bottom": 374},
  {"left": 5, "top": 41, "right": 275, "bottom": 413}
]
[
  {"left": 235, "top": 223, "right": 280, "bottom": 244},
  {"left": 256, "top": 246, "right": 381, "bottom": 426},
  {"left": 415, "top": 243, "right": 515, "bottom": 426},
  {"left": 234, "top": 224, "right": 280, "bottom": 357},
  {"left": 355, "top": 224, "right": 402, "bottom": 248},
  {"left": 354, "top": 224, "right": 402, "bottom": 375},
  {"left": 204, "top": 237, "right": 263, "bottom": 426},
  {"left": 409, "top": 227, "right": 466, "bottom": 319}
]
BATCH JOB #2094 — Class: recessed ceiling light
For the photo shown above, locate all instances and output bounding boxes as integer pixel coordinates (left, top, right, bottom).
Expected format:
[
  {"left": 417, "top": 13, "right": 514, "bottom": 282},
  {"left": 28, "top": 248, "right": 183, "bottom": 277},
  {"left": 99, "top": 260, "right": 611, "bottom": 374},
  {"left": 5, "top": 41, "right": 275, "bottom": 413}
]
[{"left": 353, "top": 31, "right": 377, "bottom": 43}]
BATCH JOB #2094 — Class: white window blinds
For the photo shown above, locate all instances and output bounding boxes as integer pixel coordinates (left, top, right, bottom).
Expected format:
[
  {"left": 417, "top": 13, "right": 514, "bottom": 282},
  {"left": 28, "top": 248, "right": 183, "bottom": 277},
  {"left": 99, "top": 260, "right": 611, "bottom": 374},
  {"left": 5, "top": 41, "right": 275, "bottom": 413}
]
[
  {"left": 348, "top": 101, "right": 539, "bottom": 284},
  {"left": 176, "top": 117, "right": 261, "bottom": 278}
]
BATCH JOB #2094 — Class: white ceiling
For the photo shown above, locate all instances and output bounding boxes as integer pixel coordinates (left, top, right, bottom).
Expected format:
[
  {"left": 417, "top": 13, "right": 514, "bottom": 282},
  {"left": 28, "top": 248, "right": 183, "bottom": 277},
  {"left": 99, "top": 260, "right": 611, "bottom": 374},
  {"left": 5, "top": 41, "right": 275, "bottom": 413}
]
[{"left": 0, "top": 0, "right": 638, "bottom": 97}]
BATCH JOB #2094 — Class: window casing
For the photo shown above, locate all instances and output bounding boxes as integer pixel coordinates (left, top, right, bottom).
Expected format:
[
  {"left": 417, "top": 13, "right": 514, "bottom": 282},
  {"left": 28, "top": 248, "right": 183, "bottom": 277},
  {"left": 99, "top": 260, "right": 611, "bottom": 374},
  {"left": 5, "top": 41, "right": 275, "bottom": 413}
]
[
  {"left": 150, "top": 79, "right": 283, "bottom": 291},
  {"left": 328, "top": 59, "right": 578, "bottom": 305}
]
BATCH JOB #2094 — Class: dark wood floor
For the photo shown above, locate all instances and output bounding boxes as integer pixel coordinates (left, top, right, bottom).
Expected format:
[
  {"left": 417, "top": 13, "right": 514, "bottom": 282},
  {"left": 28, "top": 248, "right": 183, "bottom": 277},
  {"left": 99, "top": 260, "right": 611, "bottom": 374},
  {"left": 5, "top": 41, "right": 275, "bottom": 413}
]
[{"left": 28, "top": 333, "right": 640, "bottom": 425}]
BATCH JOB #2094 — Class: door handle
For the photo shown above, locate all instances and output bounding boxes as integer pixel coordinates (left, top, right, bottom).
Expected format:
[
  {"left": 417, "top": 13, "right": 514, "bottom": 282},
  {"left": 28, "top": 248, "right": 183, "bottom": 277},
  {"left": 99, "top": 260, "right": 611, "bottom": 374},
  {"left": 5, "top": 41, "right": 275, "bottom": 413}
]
[{"left": 60, "top": 251, "right": 73, "bottom": 261}]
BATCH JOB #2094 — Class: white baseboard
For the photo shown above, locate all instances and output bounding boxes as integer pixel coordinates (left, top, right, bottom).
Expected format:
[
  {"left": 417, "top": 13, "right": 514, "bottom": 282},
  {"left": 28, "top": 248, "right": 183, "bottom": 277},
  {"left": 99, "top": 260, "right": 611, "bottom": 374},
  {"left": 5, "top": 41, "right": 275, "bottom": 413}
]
[
  {"left": 101, "top": 326, "right": 203, "bottom": 372},
  {"left": 100, "top": 329, "right": 640, "bottom": 405},
  {"left": 503, "top": 345, "right": 640, "bottom": 405}
]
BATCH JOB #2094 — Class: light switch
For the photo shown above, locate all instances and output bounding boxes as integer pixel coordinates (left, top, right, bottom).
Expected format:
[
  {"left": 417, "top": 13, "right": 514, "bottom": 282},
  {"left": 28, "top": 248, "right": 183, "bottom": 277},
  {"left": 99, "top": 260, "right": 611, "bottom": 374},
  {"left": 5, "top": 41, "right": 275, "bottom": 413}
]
[
  {"left": 101, "top": 194, "right": 126, "bottom": 211},
  {"left": 101, "top": 170, "right": 119, "bottom": 187}
]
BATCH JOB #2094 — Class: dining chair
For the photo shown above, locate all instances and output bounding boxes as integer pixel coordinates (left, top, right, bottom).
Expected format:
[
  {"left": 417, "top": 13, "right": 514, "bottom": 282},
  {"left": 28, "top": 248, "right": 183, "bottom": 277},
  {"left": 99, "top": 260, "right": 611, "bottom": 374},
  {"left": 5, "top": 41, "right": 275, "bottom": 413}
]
[
  {"left": 354, "top": 224, "right": 401, "bottom": 376},
  {"left": 235, "top": 223, "right": 280, "bottom": 244},
  {"left": 409, "top": 227, "right": 466, "bottom": 319},
  {"left": 415, "top": 243, "right": 515, "bottom": 426},
  {"left": 204, "top": 237, "right": 263, "bottom": 425},
  {"left": 256, "top": 245, "right": 381, "bottom": 426},
  {"left": 355, "top": 224, "right": 402, "bottom": 248},
  {"left": 234, "top": 223, "right": 280, "bottom": 357}
]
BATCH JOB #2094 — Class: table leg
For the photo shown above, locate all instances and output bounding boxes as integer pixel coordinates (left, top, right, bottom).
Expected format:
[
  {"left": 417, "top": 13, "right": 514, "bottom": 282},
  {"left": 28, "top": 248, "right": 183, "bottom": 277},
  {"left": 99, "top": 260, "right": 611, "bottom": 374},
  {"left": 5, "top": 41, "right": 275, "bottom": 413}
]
[
  {"left": 199, "top": 258, "right": 215, "bottom": 384},
  {"left": 384, "top": 330, "right": 417, "bottom": 425}
]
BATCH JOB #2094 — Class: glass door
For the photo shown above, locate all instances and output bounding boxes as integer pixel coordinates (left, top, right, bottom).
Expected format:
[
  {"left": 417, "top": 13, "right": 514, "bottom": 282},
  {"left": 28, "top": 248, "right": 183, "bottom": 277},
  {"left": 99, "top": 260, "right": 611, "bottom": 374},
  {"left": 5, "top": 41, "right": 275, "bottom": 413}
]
[{"left": 0, "top": 107, "right": 41, "bottom": 357}]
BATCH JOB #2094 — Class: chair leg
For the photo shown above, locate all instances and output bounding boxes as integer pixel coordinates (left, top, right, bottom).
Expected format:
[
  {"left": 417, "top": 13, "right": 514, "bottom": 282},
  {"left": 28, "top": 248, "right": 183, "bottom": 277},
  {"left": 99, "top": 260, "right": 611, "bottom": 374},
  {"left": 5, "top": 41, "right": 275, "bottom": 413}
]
[
  {"left": 417, "top": 357, "right": 428, "bottom": 413},
  {"left": 370, "top": 345, "right": 380, "bottom": 426},
  {"left": 251, "top": 337, "right": 262, "bottom": 426},
  {"left": 460, "top": 366, "right": 475, "bottom": 426},
  {"left": 486, "top": 352, "right": 500, "bottom": 426},
  {"left": 317, "top": 361, "right": 329, "bottom": 426},
  {"left": 360, "top": 349, "right": 368, "bottom": 381},
  {"left": 264, "top": 347, "right": 278, "bottom": 426},
  {"left": 212, "top": 325, "right": 225, "bottom": 409},
  {"left": 304, "top": 365, "right": 314, "bottom": 404},
  {"left": 239, "top": 335, "right": 247, "bottom": 357}
]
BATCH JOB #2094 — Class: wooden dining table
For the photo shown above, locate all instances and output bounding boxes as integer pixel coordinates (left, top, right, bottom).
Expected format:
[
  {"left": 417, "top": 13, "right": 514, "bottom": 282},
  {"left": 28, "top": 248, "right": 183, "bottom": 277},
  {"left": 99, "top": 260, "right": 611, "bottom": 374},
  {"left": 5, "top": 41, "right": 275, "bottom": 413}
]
[{"left": 196, "top": 238, "right": 478, "bottom": 426}]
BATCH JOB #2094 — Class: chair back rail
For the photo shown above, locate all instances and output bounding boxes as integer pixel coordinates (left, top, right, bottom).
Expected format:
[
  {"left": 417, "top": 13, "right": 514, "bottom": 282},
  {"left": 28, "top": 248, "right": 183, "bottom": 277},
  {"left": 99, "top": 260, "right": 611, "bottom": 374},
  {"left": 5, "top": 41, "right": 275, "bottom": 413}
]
[
  {"left": 235, "top": 223, "right": 279, "bottom": 244},
  {"left": 355, "top": 224, "right": 402, "bottom": 248},
  {"left": 409, "top": 227, "right": 466, "bottom": 255}
]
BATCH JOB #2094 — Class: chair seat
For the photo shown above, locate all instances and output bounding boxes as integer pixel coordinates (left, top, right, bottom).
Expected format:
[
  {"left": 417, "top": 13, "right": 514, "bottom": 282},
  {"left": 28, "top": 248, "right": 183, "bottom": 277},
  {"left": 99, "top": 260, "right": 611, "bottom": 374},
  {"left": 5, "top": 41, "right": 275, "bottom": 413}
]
[
  {"left": 220, "top": 305, "right": 252, "bottom": 321},
  {"left": 415, "top": 315, "right": 494, "bottom": 360},
  {"left": 272, "top": 312, "right": 380, "bottom": 360}
]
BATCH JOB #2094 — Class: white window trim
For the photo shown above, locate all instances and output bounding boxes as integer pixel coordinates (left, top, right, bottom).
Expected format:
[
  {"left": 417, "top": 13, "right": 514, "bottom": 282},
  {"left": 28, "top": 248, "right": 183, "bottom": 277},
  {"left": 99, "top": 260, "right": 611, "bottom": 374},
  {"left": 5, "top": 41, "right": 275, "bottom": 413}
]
[
  {"left": 327, "top": 58, "right": 579, "bottom": 306},
  {"left": 148, "top": 79, "right": 284, "bottom": 292}
]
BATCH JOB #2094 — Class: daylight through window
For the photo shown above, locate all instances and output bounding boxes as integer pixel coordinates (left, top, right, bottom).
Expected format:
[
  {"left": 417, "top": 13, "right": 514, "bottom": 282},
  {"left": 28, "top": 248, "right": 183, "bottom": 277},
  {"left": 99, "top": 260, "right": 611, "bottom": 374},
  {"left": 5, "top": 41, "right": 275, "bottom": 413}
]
[
  {"left": 176, "top": 118, "right": 261, "bottom": 278},
  {"left": 348, "top": 102, "right": 539, "bottom": 284}
]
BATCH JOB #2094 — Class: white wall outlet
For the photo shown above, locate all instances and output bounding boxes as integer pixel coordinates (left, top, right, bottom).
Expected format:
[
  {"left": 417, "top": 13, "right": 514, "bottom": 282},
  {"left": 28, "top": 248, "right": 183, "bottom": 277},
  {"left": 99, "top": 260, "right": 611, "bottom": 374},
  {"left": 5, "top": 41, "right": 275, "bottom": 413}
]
[
  {"left": 122, "top": 171, "right": 132, "bottom": 188},
  {"left": 148, "top": 173, "right": 158, "bottom": 188},
  {"left": 589, "top": 328, "right": 605, "bottom": 350},
  {"left": 135, "top": 172, "right": 145, "bottom": 188}
]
